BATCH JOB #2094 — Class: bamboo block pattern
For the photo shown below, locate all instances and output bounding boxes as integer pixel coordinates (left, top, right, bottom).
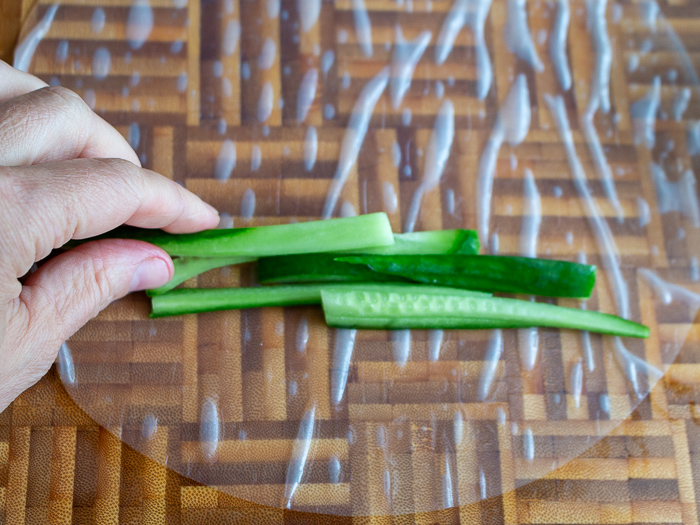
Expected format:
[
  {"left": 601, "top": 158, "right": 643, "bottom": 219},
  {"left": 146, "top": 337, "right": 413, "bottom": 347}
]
[{"left": 4, "top": 0, "right": 700, "bottom": 521}]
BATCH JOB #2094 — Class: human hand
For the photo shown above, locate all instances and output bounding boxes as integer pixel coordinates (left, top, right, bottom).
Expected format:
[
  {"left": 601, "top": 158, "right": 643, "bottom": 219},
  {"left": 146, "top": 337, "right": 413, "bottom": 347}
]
[{"left": 0, "top": 61, "right": 220, "bottom": 412}]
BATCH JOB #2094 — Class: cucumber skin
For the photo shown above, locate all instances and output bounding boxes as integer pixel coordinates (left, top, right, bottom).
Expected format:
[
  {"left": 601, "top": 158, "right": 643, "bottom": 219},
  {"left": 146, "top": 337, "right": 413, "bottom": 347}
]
[
  {"left": 257, "top": 253, "right": 410, "bottom": 284},
  {"left": 257, "top": 230, "right": 480, "bottom": 284},
  {"left": 338, "top": 254, "right": 597, "bottom": 299}
]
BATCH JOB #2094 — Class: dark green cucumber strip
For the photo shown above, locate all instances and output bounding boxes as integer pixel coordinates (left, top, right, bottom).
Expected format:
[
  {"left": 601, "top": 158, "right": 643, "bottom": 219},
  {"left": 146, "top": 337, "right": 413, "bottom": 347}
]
[
  {"left": 337, "top": 254, "right": 596, "bottom": 299},
  {"left": 146, "top": 256, "right": 254, "bottom": 296},
  {"left": 257, "top": 229, "right": 479, "bottom": 284},
  {"left": 356, "top": 229, "right": 479, "bottom": 255},
  {"left": 257, "top": 253, "right": 410, "bottom": 284},
  {"left": 150, "top": 284, "right": 489, "bottom": 318},
  {"left": 67, "top": 213, "right": 394, "bottom": 257},
  {"left": 320, "top": 289, "right": 648, "bottom": 338}
]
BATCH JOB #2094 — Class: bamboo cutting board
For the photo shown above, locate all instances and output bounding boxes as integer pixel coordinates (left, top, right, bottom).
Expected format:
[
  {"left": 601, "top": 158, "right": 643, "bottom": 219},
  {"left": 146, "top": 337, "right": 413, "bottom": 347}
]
[{"left": 4, "top": 0, "right": 700, "bottom": 522}]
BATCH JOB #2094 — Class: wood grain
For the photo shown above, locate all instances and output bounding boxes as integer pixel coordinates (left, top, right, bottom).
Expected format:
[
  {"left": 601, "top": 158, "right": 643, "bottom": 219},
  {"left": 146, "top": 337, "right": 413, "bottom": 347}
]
[{"left": 3, "top": 0, "right": 700, "bottom": 522}]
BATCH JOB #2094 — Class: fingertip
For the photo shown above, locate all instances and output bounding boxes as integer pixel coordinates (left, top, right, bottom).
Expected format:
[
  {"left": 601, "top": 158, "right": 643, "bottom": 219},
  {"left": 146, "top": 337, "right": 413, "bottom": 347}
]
[
  {"left": 201, "top": 202, "right": 221, "bottom": 228},
  {"left": 131, "top": 152, "right": 142, "bottom": 168},
  {"left": 16, "top": 239, "right": 176, "bottom": 352},
  {"left": 116, "top": 240, "right": 175, "bottom": 277},
  {"left": 60, "top": 241, "right": 173, "bottom": 293},
  {"left": 160, "top": 196, "right": 220, "bottom": 233},
  {"left": 202, "top": 201, "right": 220, "bottom": 219},
  {"left": 129, "top": 256, "right": 172, "bottom": 292},
  {"left": 67, "top": 239, "right": 174, "bottom": 282},
  {"left": 127, "top": 143, "right": 142, "bottom": 167},
  {"left": 195, "top": 200, "right": 221, "bottom": 229}
]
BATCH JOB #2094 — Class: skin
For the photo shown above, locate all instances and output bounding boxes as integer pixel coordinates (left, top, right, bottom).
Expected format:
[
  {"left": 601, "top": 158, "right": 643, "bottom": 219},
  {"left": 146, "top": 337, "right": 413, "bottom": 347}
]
[{"left": 0, "top": 61, "right": 220, "bottom": 412}]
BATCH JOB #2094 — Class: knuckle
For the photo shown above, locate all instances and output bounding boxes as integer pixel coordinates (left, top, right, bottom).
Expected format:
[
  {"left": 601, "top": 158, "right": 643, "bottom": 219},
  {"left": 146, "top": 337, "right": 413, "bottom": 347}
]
[
  {"left": 0, "top": 167, "right": 29, "bottom": 215},
  {"left": 93, "top": 157, "right": 143, "bottom": 197},
  {"left": 55, "top": 251, "right": 115, "bottom": 320},
  {"left": 28, "top": 87, "right": 89, "bottom": 133},
  {"left": 41, "top": 85, "right": 87, "bottom": 113},
  {"left": 0, "top": 170, "right": 16, "bottom": 224},
  {"left": 94, "top": 156, "right": 135, "bottom": 174},
  {"left": 0, "top": 169, "right": 40, "bottom": 268},
  {"left": 84, "top": 253, "right": 115, "bottom": 306},
  {"left": 0, "top": 86, "right": 88, "bottom": 148},
  {"left": 0, "top": 167, "right": 16, "bottom": 199},
  {"left": 0, "top": 98, "right": 28, "bottom": 139}
]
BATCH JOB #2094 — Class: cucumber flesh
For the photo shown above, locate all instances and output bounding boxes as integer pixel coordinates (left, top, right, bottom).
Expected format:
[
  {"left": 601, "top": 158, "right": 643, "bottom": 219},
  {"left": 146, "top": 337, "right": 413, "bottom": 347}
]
[
  {"left": 320, "top": 289, "right": 648, "bottom": 338},
  {"left": 356, "top": 229, "right": 479, "bottom": 255},
  {"left": 69, "top": 213, "right": 395, "bottom": 257},
  {"left": 150, "top": 283, "right": 488, "bottom": 318}
]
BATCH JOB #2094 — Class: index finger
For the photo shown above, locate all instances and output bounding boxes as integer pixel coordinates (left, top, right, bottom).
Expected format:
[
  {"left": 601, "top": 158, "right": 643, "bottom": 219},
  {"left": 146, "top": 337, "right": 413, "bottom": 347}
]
[
  {"left": 0, "top": 60, "right": 47, "bottom": 102},
  {"left": 1, "top": 158, "right": 219, "bottom": 277}
]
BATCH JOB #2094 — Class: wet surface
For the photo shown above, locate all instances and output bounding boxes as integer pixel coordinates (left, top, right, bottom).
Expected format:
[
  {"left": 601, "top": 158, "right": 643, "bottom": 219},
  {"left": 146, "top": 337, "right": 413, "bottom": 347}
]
[{"left": 17, "top": 0, "right": 700, "bottom": 516}]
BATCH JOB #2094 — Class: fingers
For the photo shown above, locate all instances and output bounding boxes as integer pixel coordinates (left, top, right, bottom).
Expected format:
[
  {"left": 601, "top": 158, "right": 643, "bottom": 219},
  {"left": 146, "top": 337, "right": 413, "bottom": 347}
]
[
  {"left": 22, "top": 239, "right": 173, "bottom": 339},
  {"left": 1, "top": 159, "right": 219, "bottom": 277},
  {"left": 0, "top": 85, "right": 141, "bottom": 166},
  {"left": 0, "top": 60, "right": 47, "bottom": 102},
  {"left": 0, "top": 239, "right": 173, "bottom": 410}
]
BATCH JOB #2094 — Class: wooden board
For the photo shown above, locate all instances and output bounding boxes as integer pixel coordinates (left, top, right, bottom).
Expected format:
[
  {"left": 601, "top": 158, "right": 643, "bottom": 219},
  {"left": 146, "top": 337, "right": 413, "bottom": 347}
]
[{"left": 3, "top": 0, "right": 700, "bottom": 522}]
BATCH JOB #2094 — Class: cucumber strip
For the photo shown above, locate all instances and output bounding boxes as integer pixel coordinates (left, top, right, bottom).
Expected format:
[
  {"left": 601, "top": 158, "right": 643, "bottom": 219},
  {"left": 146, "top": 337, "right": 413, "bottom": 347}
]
[
  {"left": 257, "top": 229, "right": 479, "bottom": 284},
  {"left": 150, "top": 284, "right": 489, "bottom": 318},
  {"left": 69, "top": 213, "right": 394, "bottom": 257},
  {"left": 337, "top": 254, "right": 597, "bottom": 298},
  {"left": 146, "top": 256, "right": 254, "bottom": 296},
  {"left": 320, "top": 289, "right": 648, "bottom": 338},
  {"left": 356, "top": 229, "right": 479, "bottom": 255},
  {"left": 150, "top": 285, "right": 324, "bottom": 317},
  {"left": 149, "top": 224, "right": 464, "bottom": 293},
  {"left": 324, "top": 316, "right": 536, "bottom": 330},
  {"left": 257, "top": 253, "right": 410, "bottom": 284}
]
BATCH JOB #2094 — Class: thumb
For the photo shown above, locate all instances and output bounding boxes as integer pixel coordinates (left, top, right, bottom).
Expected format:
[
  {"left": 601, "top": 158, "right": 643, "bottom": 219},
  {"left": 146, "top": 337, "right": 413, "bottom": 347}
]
[
  {"left": 19, "top": 239, "right": 173, "bottom": 343},
  {"left": 3, "top": 239, "right": 172, "bottom": 402}
]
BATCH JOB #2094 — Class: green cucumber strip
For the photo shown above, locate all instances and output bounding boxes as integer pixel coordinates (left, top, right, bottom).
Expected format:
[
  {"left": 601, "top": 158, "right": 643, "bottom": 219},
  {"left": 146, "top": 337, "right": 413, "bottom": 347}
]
[
  {"left": 69, "top": 213, "right": 394, "bottom": 257},
  {"left": 324, "top": 316, "right": 537, "bottom": 330},
  {"left": 146, "top": 256, "right": 254, "bottom": 296},
  {"left": 149, "top": 224, "right": 459, "bottom": 293},
  {"left": 257, "top": 253, "right": 410, "bottom": 284},
  {"left": 320, "top": 289, "right": 648, "bottom": 338},
  {"left": 337, "top": 254, "right": 597, "bottom": 299},
  {"left": 257, "top": 229, "right": 479, "bottom": 284},
  {"left": 150, "top": 286, "right": 323, "bottom": 317},
  {"left": 150, "top": 284, "right": 489, "bottom": 318},
  {"left": 356, "top": 229, "right": 479, "bottom": 255}
]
